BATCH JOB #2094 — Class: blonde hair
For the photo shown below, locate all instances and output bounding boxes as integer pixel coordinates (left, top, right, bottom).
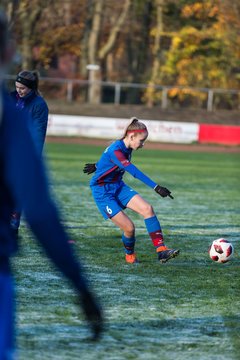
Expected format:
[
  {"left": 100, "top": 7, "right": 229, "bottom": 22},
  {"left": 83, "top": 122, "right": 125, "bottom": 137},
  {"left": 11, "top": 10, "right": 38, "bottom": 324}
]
[{"left": 121, "top": 117, "right": 147, "bottom": 139}]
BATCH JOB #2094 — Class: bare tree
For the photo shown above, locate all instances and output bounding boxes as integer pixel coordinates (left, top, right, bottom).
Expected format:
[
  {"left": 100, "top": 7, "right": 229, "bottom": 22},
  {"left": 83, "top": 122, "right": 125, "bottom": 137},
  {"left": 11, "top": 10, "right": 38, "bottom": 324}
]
[
  {"left": 1, "top": 0, "right": 19, "bottom": 27},
  {"left": 11, "top": 0, "right": 52, "bottom": 70},
  {"left": 85, "top": 0, "right": 131, "bottom": 104},
  {"left": 146, "top": 0, "right": 164, "bottom": 107}
]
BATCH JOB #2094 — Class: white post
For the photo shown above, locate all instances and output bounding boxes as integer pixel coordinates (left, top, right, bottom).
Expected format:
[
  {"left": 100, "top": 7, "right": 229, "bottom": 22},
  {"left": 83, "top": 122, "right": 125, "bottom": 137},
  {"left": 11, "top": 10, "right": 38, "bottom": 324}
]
[
  {"left": 207, "top": 89, "right": 214, "bottom": 112},
  {"left": 114, "top": 83, "right": 121, "bottom": 105},
  {"left": 86, "top": 64, "right": 101, "bottom": 104},
  {"left": 67, "top": 81, "right": 73, "bottom": 102},
  {"left": 162, "top": 87, "right": 168, "bottom": 109}
]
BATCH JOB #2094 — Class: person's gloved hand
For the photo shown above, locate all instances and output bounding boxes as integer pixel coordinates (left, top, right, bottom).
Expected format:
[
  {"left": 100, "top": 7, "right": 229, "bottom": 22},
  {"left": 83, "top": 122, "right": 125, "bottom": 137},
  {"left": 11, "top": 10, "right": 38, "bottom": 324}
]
[
  {"left": 83, "top": 163, "right": 97, "bottom": 175},
  {"left": 154, "top": 185, "right": 174, "bottom": 199},
  {"left": 79, "top": 289, "right": 104, "bottom": 341}
]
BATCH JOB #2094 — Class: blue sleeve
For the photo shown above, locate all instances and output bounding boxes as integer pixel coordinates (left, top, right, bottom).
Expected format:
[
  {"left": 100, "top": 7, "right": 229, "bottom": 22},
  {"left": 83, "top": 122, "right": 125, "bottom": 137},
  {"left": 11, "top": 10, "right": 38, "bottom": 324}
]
[
  {"left": 110, "top": 149, "right": 157, "bottom": 189},
  {"left": 3, "top": 99, "right": 88, "bottom": 293},
  {"left": 31, "top": 100, "right": 49, "bottom": 154},
  {"left": 125, "top": 163, "right": 157, "bottom": 188}
]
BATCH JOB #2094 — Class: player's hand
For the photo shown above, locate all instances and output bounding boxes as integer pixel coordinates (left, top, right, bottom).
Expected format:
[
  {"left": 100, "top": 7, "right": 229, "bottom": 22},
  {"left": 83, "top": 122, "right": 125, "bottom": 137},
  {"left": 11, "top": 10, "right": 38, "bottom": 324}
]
[
  {"left": 154, "top": 184, "right": 174, "bottom": 199},
  {"left": 79, "top": 289, "right": 104, "bottom": 341},
  {"left": 83, "top": 163, "right": 96, "bottom": 175}
]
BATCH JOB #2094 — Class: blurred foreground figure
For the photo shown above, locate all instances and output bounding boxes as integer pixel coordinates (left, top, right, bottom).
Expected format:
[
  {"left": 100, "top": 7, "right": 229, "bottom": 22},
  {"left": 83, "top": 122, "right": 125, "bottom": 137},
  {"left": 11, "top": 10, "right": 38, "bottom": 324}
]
[{"left": 0, "top": 11, "right": 103, "bottom": 359}]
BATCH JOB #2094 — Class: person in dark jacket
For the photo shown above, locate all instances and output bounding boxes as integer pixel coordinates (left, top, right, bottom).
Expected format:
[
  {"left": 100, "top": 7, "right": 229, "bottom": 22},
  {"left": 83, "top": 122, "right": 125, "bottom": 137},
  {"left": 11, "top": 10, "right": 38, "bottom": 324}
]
[
  {"left": 0, "top": 12, "right": 103, "bottom": 359},
  {"left": 12, "top": 70, "right": 48, "bottom": 154},
  {"left": 10, "top": 70, "right": 49, "bottom": 233}
]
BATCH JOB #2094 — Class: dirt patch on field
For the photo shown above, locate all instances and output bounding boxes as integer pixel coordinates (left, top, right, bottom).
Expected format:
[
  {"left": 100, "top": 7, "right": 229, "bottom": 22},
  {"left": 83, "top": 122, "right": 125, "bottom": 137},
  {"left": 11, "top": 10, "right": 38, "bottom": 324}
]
[{"left": 46, "top": 136, "right": 240, "bottom": 153}]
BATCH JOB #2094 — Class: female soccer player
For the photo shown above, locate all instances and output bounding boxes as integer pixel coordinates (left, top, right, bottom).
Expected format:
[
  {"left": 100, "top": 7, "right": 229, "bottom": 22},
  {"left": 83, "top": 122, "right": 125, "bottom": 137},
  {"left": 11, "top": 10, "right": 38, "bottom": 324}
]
[
  {"left": 10, "top": 70, "right": 49, "bottom": 233},
  {"left": 84, "top": 117, "right": 180, "bottom": 264}
]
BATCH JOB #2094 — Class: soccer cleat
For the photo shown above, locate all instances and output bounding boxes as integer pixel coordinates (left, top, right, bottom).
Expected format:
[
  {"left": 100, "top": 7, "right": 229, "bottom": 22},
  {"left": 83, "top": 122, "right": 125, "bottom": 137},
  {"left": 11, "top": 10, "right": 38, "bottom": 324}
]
[
  {"left": 157, "top": 248, "right": 180, "bottom": 263},
  {"left": 125, "top": 253, "right": 139, "bottom": 264}
]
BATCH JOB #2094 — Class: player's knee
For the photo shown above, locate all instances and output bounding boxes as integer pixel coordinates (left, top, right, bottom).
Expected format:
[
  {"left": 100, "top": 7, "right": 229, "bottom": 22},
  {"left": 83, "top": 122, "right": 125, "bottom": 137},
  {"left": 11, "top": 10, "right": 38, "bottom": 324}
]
[
  {"left": 124, "top": 222, "right": 135, "bottom": 237},
  {"left": 141, "top": 203, "right": 154, "bottom": 218}
]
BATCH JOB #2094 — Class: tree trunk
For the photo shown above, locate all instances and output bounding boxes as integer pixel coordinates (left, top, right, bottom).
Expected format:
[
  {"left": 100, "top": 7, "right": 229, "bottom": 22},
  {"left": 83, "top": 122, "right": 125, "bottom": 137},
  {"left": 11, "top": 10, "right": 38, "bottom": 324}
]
[
  {"left": 80, "top": 0, "right": 93, "bottom": 77},
  {"left": 87, "top": 0, "right": 103, "bottom": 104},
  {"left": 87, "top": 0, "right": 131, "bottom": 104},
  {"left": 147, "top": 0, "right": 163, "bottom": 107},
  {"left": 18, "top": 1, "right": 43, "bottom": 69}
]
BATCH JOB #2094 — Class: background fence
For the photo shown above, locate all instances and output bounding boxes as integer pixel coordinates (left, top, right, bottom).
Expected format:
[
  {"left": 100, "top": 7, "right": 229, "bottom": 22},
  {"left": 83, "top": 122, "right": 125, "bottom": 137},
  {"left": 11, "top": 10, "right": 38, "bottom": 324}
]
[{"left": 5, "top": 75, "right": 240, "bottom": 111}]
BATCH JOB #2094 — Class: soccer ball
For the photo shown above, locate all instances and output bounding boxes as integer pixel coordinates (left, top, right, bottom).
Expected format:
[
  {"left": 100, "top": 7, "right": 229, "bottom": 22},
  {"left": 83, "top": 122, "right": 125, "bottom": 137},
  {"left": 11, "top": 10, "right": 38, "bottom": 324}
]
[{"left": 208, "top": 238, "right": 234, "bottom": 263}]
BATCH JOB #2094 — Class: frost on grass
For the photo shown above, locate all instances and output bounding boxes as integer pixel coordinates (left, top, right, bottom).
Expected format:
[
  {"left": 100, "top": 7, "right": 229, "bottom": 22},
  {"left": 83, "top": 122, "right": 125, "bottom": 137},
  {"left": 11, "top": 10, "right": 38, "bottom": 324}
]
[{"left": 15, "top": 144, "right": 240, "bottom": 360}]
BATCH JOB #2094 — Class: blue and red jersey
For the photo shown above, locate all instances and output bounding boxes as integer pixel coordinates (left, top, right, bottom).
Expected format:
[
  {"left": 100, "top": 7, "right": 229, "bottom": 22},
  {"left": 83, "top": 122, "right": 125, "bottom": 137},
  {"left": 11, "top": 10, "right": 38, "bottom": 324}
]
[{"left": 90, "top": 139, "right": 157, "bottom": 189}]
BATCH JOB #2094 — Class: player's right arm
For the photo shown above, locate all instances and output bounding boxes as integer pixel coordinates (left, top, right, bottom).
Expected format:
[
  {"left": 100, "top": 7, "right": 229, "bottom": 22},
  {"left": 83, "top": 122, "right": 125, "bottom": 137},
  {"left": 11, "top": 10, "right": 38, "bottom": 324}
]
[{"left": 83, "top": 163, "right": 97, "bottom": 175}]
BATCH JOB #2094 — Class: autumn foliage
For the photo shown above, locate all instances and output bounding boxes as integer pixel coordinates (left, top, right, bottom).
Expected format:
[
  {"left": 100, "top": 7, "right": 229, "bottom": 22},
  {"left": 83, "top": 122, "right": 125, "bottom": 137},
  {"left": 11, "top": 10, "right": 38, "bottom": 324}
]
[{"left": 2, "top": 0, "right": 240, "bottom": 107}]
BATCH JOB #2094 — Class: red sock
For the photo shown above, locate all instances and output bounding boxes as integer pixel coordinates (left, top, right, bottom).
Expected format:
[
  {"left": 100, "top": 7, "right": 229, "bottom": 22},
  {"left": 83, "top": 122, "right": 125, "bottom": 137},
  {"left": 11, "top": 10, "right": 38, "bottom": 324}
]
[
  {"left": 149, "top": 230, "right": 167, "bottom": 251},
  {"left": 145, "top": 216, "right": 168, "bottom": 252}
]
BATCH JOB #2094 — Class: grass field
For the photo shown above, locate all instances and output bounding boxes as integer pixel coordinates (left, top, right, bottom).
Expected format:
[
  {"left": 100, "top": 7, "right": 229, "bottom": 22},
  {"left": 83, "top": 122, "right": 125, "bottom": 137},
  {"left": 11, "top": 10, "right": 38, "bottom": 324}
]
[{"left": 13, "top": 142, "right": 240, "bottom": 360}]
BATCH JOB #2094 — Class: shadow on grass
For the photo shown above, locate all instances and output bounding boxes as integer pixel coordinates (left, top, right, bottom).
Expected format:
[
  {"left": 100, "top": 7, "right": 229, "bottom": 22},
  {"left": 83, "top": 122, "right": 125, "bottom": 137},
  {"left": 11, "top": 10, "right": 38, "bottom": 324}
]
[{"left": 18, "top": 315, "right": 240, "bottom": 359}]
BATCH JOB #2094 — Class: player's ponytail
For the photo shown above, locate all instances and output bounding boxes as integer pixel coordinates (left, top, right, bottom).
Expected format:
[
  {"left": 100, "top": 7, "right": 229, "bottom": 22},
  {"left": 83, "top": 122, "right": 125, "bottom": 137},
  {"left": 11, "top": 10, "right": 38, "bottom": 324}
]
[{"left": 121, "top": 117, "right": 147, "bottom": 139}]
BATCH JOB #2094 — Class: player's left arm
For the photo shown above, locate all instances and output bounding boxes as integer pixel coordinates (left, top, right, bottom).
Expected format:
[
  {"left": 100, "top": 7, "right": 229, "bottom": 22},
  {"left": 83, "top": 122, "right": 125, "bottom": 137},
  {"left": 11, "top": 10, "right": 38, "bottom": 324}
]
[
  {"left": 31, "top": 101, "right": 49, "bottom": 154},
  {"left": 111, "top": 150, "right": 174, "bottom": 199}
]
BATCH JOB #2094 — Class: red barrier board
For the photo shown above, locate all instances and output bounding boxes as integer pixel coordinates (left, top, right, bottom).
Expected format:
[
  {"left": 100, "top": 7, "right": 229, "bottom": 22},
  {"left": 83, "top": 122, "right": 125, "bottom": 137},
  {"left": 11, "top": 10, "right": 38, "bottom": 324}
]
[{"left": 199, "top": 124, "right": 240, "bottom": 145}]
